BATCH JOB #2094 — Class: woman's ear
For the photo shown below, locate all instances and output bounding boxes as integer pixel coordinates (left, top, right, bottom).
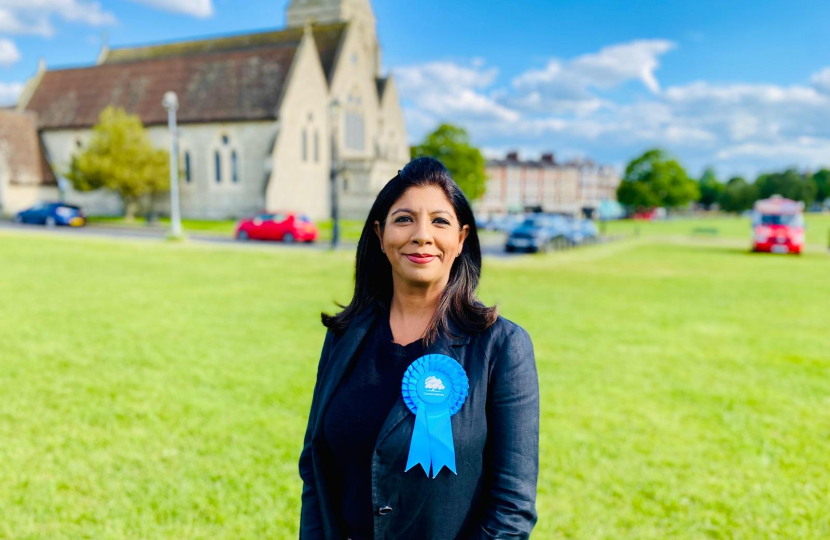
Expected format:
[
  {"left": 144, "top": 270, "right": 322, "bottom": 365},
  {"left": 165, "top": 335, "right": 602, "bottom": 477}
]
[
  {"left": 458, "top": 224, "right": 470, "bottom": 253},
  {"left": 373, "top": 220, "right": 383, "bottom": 248}
]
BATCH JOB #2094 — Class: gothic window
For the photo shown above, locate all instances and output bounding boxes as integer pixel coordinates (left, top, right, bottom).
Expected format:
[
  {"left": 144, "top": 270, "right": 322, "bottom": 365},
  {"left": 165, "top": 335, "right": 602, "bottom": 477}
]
[
  {"left": 214, "top": 151, "right": 221, "bottom": 183},
  {"left": 302, "top": 128, "right": 308, "bottom": 162},
  {"left": 231, "top": 151, "right": 239, "bottom": 183},
  {"left": 184, "top": 151, "right": 191, "bottom": 183}
]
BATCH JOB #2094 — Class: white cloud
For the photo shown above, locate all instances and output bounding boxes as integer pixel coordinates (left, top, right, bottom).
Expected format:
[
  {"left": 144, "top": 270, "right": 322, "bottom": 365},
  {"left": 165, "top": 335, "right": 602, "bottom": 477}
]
[
  {"left": 128, "top": 0, "right": 213, "bottom": 18},
  {"left": 810, "top": 67, "right": 830, "bottom": 94},
  {"left": 0, "top": 0, "right": 115, "bottom": 37},
  {"left": 0, "top": 37, "right": 20, "bottom": 66},
  {"left": 395, "top": 60, "right": 520, "bottom": 125},
  {"left": 0, "top": 81, "right": 24, "bottom": 105}
]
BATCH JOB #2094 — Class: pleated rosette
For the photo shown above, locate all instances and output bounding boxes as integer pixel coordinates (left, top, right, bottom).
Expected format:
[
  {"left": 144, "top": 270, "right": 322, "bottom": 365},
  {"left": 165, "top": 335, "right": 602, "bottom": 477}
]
[{"left": 401, "top": 353, "right": 469, "bottom": 478}]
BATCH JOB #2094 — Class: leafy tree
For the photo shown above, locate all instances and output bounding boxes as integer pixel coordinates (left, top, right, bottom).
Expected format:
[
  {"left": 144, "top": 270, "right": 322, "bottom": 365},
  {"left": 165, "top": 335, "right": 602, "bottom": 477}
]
[
  {"left": 66, "top": 106, "right": 169, "bottom": 220},
  {"left": 410, "top": 123, "right": 486, "bottom": 201},
  {"left": 616, "top": 148, "right": 699, "bottom": 209},
  {"left": 718, "top": 176, "right": 758, "bottom": 213},
  {"left": 812, "top": 168, "right": 830, "bottom": 204},
  {"left": 697, "top": 167, "right": 724, "bottom": 209},
  {"left": 754, "top": 169, "right": 816, "bottom": 206}
]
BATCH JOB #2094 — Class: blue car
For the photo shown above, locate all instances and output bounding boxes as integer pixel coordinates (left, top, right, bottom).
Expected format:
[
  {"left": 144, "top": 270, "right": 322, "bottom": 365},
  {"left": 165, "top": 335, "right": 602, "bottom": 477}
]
[
  {"left": 563, "top": 218, "right": 600, "bottom": 246},
  {"left": 505, "top": 214, "right": 568, "bottom": 253},
  {"left": 14, "top": 202, "right": 86, "bottom": 227}
]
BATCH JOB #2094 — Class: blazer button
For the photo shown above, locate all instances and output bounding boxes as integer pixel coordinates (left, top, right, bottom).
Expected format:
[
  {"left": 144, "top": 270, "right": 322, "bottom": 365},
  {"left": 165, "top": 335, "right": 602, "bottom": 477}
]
[{"left": 377, "top": 505, "right": 393, "bottom": 516}]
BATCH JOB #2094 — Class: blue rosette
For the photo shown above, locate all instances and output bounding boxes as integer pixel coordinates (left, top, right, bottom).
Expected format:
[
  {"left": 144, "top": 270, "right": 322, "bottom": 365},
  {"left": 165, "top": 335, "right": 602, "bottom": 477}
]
[{"left": 401, "top": 353, "right": 469, "bottom": 478}]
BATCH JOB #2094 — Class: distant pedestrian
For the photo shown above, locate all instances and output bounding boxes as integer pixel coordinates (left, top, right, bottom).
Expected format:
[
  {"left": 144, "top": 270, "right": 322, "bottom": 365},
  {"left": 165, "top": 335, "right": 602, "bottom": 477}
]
[{"left": 299, "top": 157, "right": 539, "bottom": 539}]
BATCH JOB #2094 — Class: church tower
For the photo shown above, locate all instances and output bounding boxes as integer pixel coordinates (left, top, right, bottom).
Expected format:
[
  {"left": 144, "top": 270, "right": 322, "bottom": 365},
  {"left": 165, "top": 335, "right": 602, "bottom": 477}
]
[{"left": 286, "top": 0, "right": 380, "bottom": 77}]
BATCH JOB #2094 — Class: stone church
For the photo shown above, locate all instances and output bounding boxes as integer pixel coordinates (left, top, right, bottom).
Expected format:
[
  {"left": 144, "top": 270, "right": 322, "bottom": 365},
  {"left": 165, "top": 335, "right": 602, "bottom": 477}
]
[{"left": 10, "top": 0, "right": 409, "bottom": 220}]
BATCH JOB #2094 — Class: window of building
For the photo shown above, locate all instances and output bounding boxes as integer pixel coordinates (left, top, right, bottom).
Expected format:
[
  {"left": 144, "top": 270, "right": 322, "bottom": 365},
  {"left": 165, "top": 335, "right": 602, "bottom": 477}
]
[
  {"left": 302, "top": 128, "right": 308, "bottom": 161},
  {"left": 214, "top": 151, "right": 221, "bottom": 183},
  {"left": 222, "top": 135, "right": 229, "bottom": 146},
  {"left": 231, "top": 151, "right": 239, "bottom": 183},
  {"left": 344, "top": 110, "right": 365, "bottom": 152},
  {"left": 314, "top": 131, "right": 319, "bottom": 162},
  {"left": 185, "top": 151, "right": 191, "bottom": 183}
]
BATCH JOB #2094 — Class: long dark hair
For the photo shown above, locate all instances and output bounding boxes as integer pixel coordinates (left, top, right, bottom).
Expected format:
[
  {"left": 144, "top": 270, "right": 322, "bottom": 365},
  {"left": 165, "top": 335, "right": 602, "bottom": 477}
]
[{"left": 321, "top": 157, "right": 498, "bottom": 346}]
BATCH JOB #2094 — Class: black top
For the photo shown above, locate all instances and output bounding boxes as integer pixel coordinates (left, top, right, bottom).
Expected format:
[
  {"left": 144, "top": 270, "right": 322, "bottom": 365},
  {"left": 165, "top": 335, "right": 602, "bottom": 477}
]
[{"left": 322, "top": 300, "right": 426, "bottom": 540}]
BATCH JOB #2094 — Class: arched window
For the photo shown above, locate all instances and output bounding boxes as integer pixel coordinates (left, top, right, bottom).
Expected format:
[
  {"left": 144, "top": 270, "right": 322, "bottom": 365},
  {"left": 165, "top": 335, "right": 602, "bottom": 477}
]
[
  {"left": 302, "top": 128, "right": 308, "bottom": 162},
  {"left": 184, "top": 151, "right": 191, "bottom": 183},
  {"left": 214, "top": 151, "right": 221, "bottom": 183},
  {"left": 231, "top": 151, "right": 239, "bottom": 183},
  {"left": 344, "top": 88, "right": 365, "bottom": 152},
  {"left": 314, "top": 131, "right": 319, "bottom": 163}
]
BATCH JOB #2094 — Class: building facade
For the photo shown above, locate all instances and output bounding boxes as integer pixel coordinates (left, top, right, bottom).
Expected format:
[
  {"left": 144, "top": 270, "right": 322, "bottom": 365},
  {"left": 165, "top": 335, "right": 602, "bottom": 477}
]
[
  {"left": 12, "top": 0, "right": 408, "bottom": 220},
  {"left": 479, "top": 152, "right": 621, "bottom": 217}
]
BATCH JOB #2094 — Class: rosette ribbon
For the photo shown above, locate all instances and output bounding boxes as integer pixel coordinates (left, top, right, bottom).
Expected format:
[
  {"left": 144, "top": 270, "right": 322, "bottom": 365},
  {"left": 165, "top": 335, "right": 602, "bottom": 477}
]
[{"left": 401, "top": 354, "right": 469, "bottom": 478}]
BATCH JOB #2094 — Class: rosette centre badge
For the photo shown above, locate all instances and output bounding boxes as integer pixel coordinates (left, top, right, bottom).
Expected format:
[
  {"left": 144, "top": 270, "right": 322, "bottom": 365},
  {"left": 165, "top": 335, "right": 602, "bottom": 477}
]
[{"left": 401, "top": 354, "right": 469, "bottom": 478}]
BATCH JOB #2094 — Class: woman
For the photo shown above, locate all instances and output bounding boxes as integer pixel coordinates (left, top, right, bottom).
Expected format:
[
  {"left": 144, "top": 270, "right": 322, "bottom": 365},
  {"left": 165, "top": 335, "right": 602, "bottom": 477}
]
[{"left": 299, "top": 157, "right": 539, "bottom": 540}]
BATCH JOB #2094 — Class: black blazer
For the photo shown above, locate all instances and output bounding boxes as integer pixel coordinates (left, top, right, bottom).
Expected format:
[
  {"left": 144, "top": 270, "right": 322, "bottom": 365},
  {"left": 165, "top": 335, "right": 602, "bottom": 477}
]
[{"left": 299, "top": 300, "right": 539, "bottom": 539}]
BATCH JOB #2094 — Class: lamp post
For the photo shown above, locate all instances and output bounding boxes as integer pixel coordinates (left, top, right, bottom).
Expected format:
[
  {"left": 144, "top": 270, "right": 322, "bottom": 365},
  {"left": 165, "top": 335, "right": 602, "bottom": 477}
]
[
  {"left": 329, "top": 99, "right": 341, "bottom": 250},
  {"left": 162, "top": 91, "right": 183, "bottom": 238}
]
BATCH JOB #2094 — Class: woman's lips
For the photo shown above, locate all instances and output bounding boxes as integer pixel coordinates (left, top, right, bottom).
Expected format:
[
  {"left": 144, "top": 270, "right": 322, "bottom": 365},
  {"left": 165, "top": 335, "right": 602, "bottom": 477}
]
[{"left": 405, "top": 254, "right": 436, "bottom": 264}]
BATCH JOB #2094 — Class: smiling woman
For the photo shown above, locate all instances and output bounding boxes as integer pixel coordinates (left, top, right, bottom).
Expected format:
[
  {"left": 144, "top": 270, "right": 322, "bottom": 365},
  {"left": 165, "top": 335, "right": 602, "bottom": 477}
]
[{"left": 299, "top": 157, "right": 540, "bottom": 540}]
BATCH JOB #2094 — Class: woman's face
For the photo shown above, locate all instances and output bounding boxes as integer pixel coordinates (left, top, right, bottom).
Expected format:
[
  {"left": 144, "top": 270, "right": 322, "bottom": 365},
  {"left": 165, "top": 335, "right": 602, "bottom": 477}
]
[{"left": 374, "top": 185, "right": 470, "bottom": 289}]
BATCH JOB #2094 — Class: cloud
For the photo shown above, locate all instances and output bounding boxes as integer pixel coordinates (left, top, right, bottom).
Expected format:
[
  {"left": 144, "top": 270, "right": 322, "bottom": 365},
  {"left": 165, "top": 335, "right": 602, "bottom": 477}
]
[
  {"left": 811, "top": 67, "right": 830, "bottom": 94},
  {"left": 0, "top": 81, "right": 24, "bottom": 105},
  {"left": 394, "top": 60, "right": 520, "bottom": 124},
  {"left": 128, "top": 0, "right": 213, "bottom": 18},
  {"left": 0, "top": 1, "right": 115, "bottom": 37},
  {"left": 0, "top": 37, "right": 20, "bottom": 66}
]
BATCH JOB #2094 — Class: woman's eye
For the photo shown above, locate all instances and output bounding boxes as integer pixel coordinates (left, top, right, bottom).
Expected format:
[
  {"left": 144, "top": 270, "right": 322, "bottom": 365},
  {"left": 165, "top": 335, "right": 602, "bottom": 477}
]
[{"left": 394, "top": 216, "right": 450, "bottom": 225}]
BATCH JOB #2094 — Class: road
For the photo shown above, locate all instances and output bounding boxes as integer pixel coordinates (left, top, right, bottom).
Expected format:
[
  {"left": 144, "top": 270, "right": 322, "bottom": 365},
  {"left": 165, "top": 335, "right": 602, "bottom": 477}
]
[{"left": 0, "top": 220, "right": 527, "bottom": 258}]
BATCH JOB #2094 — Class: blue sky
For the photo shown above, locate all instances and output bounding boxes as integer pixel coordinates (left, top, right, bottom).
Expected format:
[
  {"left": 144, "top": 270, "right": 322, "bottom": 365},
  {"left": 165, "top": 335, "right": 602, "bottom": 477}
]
[{"left": 3, "top": 0, "right": 830, "bottom": 178}]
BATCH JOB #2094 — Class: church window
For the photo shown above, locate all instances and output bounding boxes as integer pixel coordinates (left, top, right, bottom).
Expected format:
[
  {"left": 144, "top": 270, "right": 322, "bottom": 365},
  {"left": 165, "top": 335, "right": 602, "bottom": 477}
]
[
  {"left": 345, "top": 110, "right": 365, "bottom": 152},
  {"left": 314, "top": 131, "right": 319, "bottom": 162},
  {"left": 214, "top": 151, "right": 221, "bottom": 183},
  {"left": 222, "top": 135, "right": 229, "bottom": 146},
  {"left": 231, "top": 151, "right": 239, "bottom": 183},
  {"left": 185, "top": 151, "right": 191, "bottom": 183},
  {"left": 302, "top": 128, "right": 308, "bottom": 161}
]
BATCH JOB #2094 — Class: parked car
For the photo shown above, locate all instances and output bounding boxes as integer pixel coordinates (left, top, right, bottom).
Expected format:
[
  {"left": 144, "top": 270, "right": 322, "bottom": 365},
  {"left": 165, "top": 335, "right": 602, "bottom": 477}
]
[
  {"left": 14, "top": 202, "right": 86, "bottom": 227},
  {"left": 505, "top": 214, "right": 568, "bottom": 253},
  {"left": 751, "top": 195, "right": 804, "bottom": 255},
  {"left": 489, "top": 213, "right": 526, "bottom": 233},
  {"left": 235, "top": 211, "right": 318, "bottom": 243},
  {"left": 563, "top": 217, "right": 599, "bottom": 246}
]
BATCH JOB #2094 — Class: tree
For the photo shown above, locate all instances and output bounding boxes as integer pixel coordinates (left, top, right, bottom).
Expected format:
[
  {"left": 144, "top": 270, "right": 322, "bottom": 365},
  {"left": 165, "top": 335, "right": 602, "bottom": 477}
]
[
  {"left": 754, "top": 169, "right": 816, "bottom": 206},
  {"left": 718, "top": 176, "right": 758, "bottom": 213},
  {"left": 697, "top": 167, "right": 724, "bottom": 209},
  {"left": 812, "top": 168, "right": 830, "bottom": 205},
  {"left": 410, "top": 124, "right": 486, "bottom": 201},
  {"left": 66, "top": 106, "right": 170, "bottom": 220},
  {"left": 616, "top": 148, "right": 699, "bottom": 209}
]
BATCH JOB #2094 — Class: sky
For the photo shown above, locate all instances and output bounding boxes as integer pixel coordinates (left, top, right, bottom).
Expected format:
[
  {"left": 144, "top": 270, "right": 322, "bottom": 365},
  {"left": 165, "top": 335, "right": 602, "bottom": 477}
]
[{"left": 2, "top": 0, "right": 830, "bottom": 179}]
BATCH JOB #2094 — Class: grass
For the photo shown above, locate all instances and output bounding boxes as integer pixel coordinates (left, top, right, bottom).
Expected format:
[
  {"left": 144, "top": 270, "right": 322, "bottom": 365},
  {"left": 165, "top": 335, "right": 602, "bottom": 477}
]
[{"left": 0, "top": 228, "right": 828, "bottom": 539}]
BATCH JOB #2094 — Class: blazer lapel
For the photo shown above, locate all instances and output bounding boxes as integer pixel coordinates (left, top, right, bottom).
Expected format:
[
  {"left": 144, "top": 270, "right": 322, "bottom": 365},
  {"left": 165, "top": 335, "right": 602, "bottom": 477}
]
[{"left": 313, "top": 303, "right": 378, "bottom": 439}]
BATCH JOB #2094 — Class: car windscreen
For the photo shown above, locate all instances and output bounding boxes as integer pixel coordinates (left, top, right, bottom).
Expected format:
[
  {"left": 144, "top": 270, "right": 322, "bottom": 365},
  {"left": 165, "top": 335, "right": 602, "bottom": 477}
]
[{"left": 756, "top": 213, "right": 804, "bottom": 227}]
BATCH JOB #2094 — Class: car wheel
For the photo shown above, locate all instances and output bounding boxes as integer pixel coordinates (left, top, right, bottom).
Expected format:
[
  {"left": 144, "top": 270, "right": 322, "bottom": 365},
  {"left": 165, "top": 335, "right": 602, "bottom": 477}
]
[
  {"left": 237, "top": 230, "right": 249, "bottom": 241},
  {"left": 505, "top": 245, "right": 515, "bottom": 253},
  {"left": 45, "top": 216, "right": 56, "bottom": 228},
  {"left": 284, "top": 232, "right": 295, "bottom": 243}
]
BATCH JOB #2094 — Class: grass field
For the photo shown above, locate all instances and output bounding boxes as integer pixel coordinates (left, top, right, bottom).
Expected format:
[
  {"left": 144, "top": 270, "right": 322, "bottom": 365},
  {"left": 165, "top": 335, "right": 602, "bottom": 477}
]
[{"left": 0, "top": 227, "right": 828, "bottom": 539}]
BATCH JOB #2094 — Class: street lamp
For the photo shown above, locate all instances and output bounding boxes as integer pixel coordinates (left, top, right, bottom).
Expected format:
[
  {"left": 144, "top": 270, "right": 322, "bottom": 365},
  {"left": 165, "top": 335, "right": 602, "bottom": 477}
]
[
  {"left": 162, "top": 91, "right": 183, "bottom": 238},
  {"left": 329, "top": 98, "right": 341, "bottom": 250}
]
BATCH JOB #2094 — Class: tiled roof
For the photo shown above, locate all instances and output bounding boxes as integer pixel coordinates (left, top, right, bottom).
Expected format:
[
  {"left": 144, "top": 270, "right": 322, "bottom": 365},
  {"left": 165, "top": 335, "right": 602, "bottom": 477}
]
[
  {"left": 0, "top": 109, "right": 56, "bottom": 185},
  {"left": 25, "top": 23, "right": 347, "bottom": 130}
]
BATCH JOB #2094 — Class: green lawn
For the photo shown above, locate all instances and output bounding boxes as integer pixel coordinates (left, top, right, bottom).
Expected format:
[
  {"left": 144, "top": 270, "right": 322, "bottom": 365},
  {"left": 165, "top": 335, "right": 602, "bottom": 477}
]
[{"left": 0, "top": 229, "right": 828, "bottom": 539}]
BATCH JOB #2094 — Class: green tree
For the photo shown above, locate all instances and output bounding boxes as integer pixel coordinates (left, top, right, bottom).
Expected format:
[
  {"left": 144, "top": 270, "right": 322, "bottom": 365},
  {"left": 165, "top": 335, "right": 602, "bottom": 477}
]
[
  {"left": 616, "top": 148, "right": 699, "bottom": 209},
  {"left": 697, "top": 167, "right": 724, "bottom": 209},
  {"left": 410, "top": 123, "right": 486, "bottom": 201},
  {"left": 812, "top": 168, "right": 830, "bottom": 205},
  {"left": 66, "top": 106, "right": 170, "bottom": 220},
  {"left": 718, "top": 176, "right": 758, "bottom": 213},
  {"left": 754, "top": 169, "right": 816, "bottom": 206}
]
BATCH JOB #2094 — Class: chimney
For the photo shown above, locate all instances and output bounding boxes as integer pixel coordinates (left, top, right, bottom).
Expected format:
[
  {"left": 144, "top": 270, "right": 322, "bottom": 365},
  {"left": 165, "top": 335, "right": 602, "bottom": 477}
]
[
  {"left": 540, "top": 153, "right": 555, "bottom": 164},
  {"left": 506, "top": 151, "right": 519, "bottom": 161}
]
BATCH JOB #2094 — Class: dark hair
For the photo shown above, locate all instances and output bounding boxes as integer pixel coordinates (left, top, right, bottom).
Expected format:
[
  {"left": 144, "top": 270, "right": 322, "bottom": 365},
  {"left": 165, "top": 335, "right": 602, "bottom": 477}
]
[{"left": 321, "top": 157, "right": 498, "bottom": 346}]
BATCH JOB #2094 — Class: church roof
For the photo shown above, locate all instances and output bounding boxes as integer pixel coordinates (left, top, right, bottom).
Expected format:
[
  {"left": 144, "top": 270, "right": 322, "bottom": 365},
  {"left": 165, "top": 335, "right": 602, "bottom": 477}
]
[
  {"left": 0, "top": 109, "right": 56, "bottom": 185},
  {"left": 24, "top": 23, "right": 347, "bottom": 130}
]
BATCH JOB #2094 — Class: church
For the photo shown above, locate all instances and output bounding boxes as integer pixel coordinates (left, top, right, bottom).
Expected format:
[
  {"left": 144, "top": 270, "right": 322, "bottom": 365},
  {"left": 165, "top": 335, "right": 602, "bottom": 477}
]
[{"left": 11, "top": 0, "right": 409, "bottom": 220}]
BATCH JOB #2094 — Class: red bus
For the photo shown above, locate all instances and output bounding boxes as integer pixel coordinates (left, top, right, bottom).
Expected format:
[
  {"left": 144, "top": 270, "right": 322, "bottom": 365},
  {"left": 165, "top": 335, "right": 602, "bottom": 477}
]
[{"left": 751, "top": 195, "right": 805, "bottom": 254}]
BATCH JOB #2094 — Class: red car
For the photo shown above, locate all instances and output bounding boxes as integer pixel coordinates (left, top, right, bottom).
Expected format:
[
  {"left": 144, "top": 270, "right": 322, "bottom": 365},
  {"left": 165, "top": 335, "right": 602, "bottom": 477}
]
[{"left": 235, "top": 211, "right": 318, "bottom": 243}]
